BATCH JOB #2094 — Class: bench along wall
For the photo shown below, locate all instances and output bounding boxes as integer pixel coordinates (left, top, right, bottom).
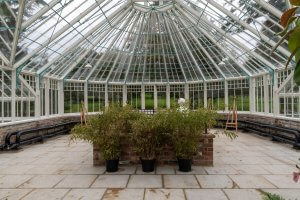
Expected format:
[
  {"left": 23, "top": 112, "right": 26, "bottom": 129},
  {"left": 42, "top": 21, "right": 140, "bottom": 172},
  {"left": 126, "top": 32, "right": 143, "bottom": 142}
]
[
  {"left": 93, "top": 134, "right": 215, "bottom": 166},
  {"left": 0, "top": 116, "right": 80, "bottom": 146},
  {"left": 219, "top": 113, "right": 300, "bottom": 129}
]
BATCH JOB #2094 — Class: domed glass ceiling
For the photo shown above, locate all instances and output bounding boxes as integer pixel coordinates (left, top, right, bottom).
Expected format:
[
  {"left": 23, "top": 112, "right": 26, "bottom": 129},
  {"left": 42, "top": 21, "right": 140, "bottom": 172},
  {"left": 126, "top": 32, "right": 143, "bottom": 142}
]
[{"left": 0, "top": 0, "right": 291, "bottom": 84}]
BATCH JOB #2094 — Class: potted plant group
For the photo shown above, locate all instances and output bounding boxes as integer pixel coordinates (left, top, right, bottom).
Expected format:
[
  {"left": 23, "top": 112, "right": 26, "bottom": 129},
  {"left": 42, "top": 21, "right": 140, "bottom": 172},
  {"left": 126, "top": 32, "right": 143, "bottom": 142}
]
[
  {"left": 166, "top": 108, "right": 217, "bottom": 172},
  {"left": 130, "top": 112, "right": 166, "bottom": 172},
  {"left": 70, "top": 106, "right": 131, "bottom": 172}
]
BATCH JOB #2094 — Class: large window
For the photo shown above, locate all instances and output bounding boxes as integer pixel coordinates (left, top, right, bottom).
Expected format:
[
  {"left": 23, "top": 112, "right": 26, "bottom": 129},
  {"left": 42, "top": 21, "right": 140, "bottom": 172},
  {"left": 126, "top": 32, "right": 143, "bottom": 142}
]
[
  {"left": 64, "top": 83, "right": 84, "bottom": 113},
  {"left": 207, "top": 82, "right": 225, "bottom": 111},
  {"left": 127, "top": 85, "right": 141, "bottom": 109},
  {"left": 228, "top": 79, "right": 249, "bottom": 111},
  {"left": 157, "top": 85, "right": 166, "bottom": 108},
  {"left": 88, "top": 84, "right": 105, "bottom": 112},
  {"left": 108, "top": 85, "right": 122, "bottom": 106},
  {"left": 170, "top": 85, "right": 184, "bottom": 108},
  {"left": 189, "top": 83, "right": 204, "bottom": 110}
]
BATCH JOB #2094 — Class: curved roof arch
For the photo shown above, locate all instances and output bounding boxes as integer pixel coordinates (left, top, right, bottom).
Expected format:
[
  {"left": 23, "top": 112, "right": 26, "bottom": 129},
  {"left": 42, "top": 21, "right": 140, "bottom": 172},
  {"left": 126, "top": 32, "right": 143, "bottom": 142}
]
[{"left": 0, "top": 0, "right": 292, "bottom": 84}]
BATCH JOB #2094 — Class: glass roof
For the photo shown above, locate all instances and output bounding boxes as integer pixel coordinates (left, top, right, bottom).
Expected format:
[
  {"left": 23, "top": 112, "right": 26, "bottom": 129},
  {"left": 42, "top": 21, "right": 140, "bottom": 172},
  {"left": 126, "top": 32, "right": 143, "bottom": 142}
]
[{"left": 0, "top": 0, "right": 291, "bottom": 83}]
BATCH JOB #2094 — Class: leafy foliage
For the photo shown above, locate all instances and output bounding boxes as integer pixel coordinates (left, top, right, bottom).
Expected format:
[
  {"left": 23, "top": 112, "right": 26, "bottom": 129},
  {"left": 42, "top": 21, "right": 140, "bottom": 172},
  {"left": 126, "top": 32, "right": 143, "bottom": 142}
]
[
  {"left": 166, "top": 108, "right": 218, "bottom": 159},
  {"left": 70, "top": 105, "right": 141, "bottom": 160},
  {"left": 262, "top": 192, "right": 284, "bottom": 200},
  {"left": 273, "top": 0, "right": 300, "bottom": 85},
  {"left": 130, "top": 112, "right": 168, "bottom": 160}
]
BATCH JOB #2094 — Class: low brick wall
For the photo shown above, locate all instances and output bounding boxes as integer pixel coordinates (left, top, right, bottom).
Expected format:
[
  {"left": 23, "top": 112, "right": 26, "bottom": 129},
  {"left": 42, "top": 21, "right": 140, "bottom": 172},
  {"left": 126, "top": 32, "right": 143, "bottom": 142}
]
[
  {"left": 93, "top": 133, "right": 215, "bottom": 166},
  {"left": 219, "top": 113, "right": 300, "bottom": 130},
  {"left": 0, "top": 116, "right": 80, "bottom": 146}
]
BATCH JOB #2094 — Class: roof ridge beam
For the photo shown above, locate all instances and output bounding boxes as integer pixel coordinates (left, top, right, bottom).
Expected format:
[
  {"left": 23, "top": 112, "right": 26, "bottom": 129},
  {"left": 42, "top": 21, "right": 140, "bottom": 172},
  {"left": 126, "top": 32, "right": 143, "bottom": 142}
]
[
  {"left": 60, "top": 6, "right": 132, "bottom": 80},
  {"left": 22, "top": 0, "right": 61, "bottom": 30},
  {"left": 14, "top": 0, "right": 107, "bottom": 69},
  {"left": 204, "top": 0, "right": 290, "bottom": 58},
  {"left": 89, "top": 9, "right": 136, "bottom": 82},
  {"left": 124, "top": 14, "right": 146, "bottom": 84},
  {"left": 252, "top": 0, "right": 282, "bottom": 18},
  {"left": 175, "top": 7, "right": 252, "bottom": 77},
  {"left": 104, "top": 11, "right": 140, "bottom": 82},
  {"left": 169, "top": 11, "right": 208, "bottom": 81},
  {"left": 10, "top": 0, "right": 26, "bottom": 66},
  {"left": 36, "top": 3, "right": 130, "bottom": 76},
  {"left": 163, "top": 13, "right": 187, "bottom": 83},
  {"left": 175, "top": 2, "right": 277, "bottom": 71}
]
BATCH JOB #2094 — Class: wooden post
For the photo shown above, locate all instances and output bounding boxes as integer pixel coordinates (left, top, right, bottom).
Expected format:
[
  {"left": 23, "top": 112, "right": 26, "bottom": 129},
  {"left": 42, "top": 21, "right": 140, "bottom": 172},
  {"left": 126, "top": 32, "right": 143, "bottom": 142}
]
[{"left": 225, "top": 96, "right": 238, "bottom": 132}]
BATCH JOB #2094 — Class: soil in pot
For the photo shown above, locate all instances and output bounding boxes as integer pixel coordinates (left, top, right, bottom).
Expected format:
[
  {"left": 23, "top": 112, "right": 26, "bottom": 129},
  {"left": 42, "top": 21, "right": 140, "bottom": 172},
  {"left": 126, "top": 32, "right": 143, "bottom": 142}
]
[
  {"left": 106, "top": 159, "right": 119, "bottom": 172},
  {"left": 177, "top": 157, "right": 192, "bottom": 172},
  {"left": 140, "top": 158, "right": 155, "bottom": 172}
]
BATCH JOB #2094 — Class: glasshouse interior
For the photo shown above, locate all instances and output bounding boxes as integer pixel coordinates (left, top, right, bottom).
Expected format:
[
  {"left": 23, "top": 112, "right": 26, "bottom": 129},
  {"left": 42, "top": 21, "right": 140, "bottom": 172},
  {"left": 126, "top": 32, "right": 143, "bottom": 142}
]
[{"left": 0, "top": 0, "right": 300, "bottom": 199}]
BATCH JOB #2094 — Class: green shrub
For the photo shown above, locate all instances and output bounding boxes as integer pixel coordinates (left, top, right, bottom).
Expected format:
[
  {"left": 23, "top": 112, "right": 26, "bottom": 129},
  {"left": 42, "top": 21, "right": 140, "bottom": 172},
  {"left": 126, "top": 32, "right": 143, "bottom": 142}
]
[
  {"left": 70, "top": 105, "right": 141, "bottom": 160},
  {"left": 130, "top": 112, "right": 166, "bottom": 159},
  {"left": 166, "top": 108, "right": 218, "bottom": 159}
]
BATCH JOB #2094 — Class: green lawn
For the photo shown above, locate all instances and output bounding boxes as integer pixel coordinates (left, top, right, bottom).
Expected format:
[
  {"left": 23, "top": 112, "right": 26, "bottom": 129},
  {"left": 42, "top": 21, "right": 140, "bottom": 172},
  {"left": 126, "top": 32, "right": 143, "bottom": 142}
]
[{"left": 64, "top": 95, "right": 251, "bottom": 113}]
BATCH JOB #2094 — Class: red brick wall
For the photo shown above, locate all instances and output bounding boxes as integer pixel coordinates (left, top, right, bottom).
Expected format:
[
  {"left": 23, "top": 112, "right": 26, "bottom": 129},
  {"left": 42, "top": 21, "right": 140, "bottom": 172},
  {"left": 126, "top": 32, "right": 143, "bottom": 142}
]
[{"left": 93, "top": 134, "right": 215, "bottom": 166}]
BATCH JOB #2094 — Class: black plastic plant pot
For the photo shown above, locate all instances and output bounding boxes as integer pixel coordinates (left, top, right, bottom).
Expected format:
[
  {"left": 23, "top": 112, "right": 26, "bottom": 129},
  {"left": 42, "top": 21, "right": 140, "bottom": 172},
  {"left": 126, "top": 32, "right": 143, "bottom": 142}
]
[
  {"left": 106, "top": 159, "right": 119, "bottom": 172},
  {"left": 141, "top": 159, "right": 155, "bottom": 172},
  {"left": 177, "top": 157, "right": 192, "bottom": 172}
]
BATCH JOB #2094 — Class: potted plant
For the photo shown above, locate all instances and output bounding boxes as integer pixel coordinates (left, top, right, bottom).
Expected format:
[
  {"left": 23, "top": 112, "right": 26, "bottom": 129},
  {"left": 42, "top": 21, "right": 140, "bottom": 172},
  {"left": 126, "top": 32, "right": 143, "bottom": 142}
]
[
  {"left": 167, "top": 108, "right": 217, "bottom": 172},
  {"left": 70, "top": 106, "right": 129, "bottom": 172},
  {"left": 130, "top": 113, "right": 165, "bottom": 172}
]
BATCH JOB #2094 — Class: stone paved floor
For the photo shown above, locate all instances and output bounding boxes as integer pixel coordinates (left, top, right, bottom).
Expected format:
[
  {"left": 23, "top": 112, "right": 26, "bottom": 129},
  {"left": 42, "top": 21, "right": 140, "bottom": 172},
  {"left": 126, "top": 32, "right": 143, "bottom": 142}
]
[{"left": 0, "top": 129, "right": 299, "bottom": 200}]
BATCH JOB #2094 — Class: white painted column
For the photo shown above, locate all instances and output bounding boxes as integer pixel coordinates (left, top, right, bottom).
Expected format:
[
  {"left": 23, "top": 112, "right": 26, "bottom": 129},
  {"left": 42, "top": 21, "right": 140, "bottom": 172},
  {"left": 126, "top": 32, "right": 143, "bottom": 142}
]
[
  {"left": 141, "top": 85, "right": 145, "bottom": 110},
  {"left": 35, "top": 76, "right": 41, "bottom": 118},
  {"left": 166, "top": 84, "right": 170, "bottom": 109},
  {"left": 204, "top": 82, "right": 207, "bottom": 108},
  {"left": 123, "top": 85, "right": 127, "bottom": 107},
  {"left": 84, "top": 81, "right": 88, "bottom": 111},
  {"left": 273, "top": 72, "right": 279, "bottom": 116},
  {"left": 154, "top": 85, "right": 158, "bottom": 110},
  {"left": 184, "top": 83, "right": 189, "bottom": 101},
  {"left": 105, "top": 84, "right": 109, "bottom": 107},
  {"left": 249, "top": 78, "right": 256, "bottom": 113},
  {"left": 224, "top": 80, "right": 229, "bottom": 112},
  {"left": 58, "top": 80, "right": 64, "bottom": 115},
  {"left": 11, "top": 70, "right": 16, "bottom": 121},
  {"left": 45, "top": 78, "right": 50, "bottom": 117},
  {"left": 263, "top": 74, "right": 269, "bottom": 114}
]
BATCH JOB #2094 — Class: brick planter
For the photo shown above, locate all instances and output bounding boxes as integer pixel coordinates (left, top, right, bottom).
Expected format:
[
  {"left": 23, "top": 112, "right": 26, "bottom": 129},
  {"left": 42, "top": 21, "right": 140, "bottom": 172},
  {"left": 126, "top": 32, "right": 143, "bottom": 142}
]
[{"left": 93, "top": 133, "right": 215, "bottom": 166}]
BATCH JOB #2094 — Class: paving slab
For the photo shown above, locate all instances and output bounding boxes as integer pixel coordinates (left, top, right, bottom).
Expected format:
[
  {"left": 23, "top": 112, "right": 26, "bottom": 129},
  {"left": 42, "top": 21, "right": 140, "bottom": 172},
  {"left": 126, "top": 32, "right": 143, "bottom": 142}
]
[
  {"left": 0, "top": 175, "right": 33, "bottom": 188},
  {"left": 105, "top": 165, "right": 137, "bottom": 175},
  {"left": 229, "top": 175, "right": 276, "bottom": 189},
  {"left": 102, "top": 189, "right": 144, "bottom": 200},
  {"left": 164, "top": 175, "right": 199, "bottom": 188},
  {"left": 0, "top": 189, "right": 32, "bottom": 200},
  {"left": 145, "top": 189, "right": 185, "bottom": 200},
  {"left": 263, "top": 175, "right": 300, "bottom": 189},
  {"left": 22, "top": 189, "right": 69, "bottom": 200},
  {"left": 55, "top": 175, "right": 97, "bottom": 188},
  {"left": 91, "top": 175, "right": 129, "bottom": 188},
  {"left": 175, "top": 166, "right": 207, "bottom": 175},
  {"left": 260, "top": 164, "right": 296, "bottom": 175},
  {"left": 74, "top": 165, "right": 106, "bottom": 175},
  {"left": 127, "top": 175, "right": 162, "bottom": 188},
  {"left": 204, "top": 166, "right": 238, "bottom": 175},
  {"left": 231, "top": 165, "right": 270, "bottom": 175},
  {"left": 19, "top": 175, "right": 65, "bottom": 189},
  {"left": 185, "top": 189, "right": 228, "bottom": 200},
  {"left": 223, "top": 189, "right": 263, "bottom": 200},
  {"left": 156, "top": 165, "right": 175, "bottom": 174},
  {"left": 196, "top": 175, "right": 233, "bottom": 189},
  {"left": 63, "top": 189, "right": 106, "bottom": 200}
]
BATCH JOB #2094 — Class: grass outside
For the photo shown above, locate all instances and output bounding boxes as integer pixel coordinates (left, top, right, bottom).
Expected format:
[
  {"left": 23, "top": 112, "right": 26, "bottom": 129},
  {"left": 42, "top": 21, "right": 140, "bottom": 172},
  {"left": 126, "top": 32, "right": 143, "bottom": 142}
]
[{"left": 64, "top": 94, "right": 250, "bottom": 113}]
